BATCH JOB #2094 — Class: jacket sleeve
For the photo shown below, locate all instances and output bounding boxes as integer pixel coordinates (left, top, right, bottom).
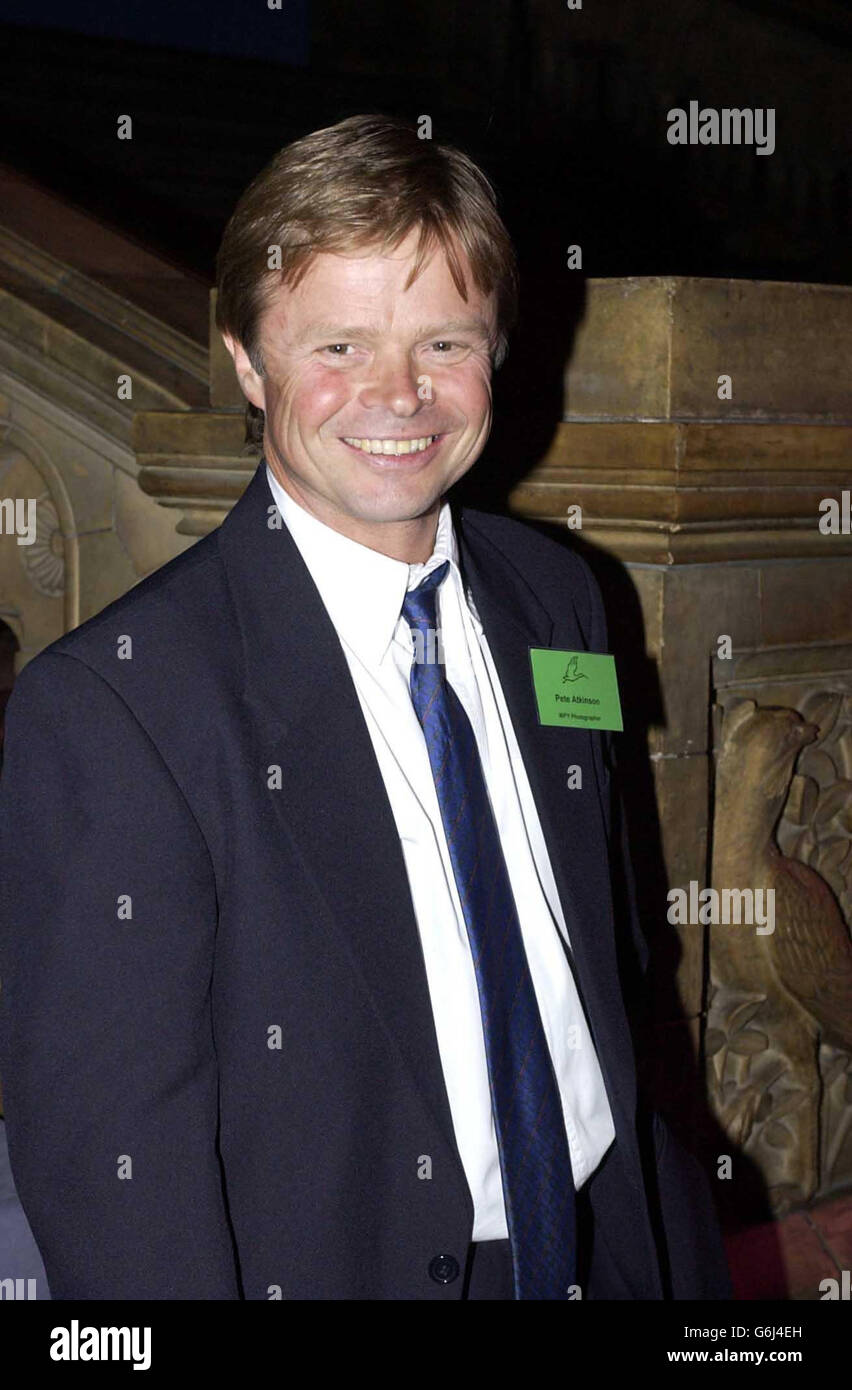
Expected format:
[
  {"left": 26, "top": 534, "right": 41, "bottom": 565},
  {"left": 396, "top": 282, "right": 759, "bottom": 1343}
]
[{"left": 0, "top": 652, "right": 241, "bottom": 1298}]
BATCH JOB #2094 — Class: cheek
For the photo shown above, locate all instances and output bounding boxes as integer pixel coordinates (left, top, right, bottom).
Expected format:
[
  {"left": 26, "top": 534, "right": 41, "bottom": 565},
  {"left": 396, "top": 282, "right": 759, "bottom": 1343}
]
[
  {"left": 286, "top": 367, "right": 352, "bottom": 429},
  {"left": 264, "top": 364, "right": 347, "bottom": 428},
  {"left": 456, "top": 360, "right": 493, "bottom": 413}
]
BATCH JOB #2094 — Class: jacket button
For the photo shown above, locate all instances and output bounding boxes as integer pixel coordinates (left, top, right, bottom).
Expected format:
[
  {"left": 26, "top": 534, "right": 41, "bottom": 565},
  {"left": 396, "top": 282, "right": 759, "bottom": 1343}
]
[{"left": 428, "top": 1253, "right": 460, "bottom": 1284}]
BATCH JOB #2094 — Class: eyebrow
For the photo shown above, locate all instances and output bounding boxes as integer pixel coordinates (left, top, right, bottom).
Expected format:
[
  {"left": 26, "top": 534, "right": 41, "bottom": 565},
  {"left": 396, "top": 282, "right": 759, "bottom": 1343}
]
[{"left": 295, "top": 317, "right": 492, "bottom": 344}]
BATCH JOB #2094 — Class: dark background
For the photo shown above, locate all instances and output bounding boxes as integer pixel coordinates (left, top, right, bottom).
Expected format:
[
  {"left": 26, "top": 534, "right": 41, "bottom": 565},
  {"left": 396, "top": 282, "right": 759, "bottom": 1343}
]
[{"left": 0, "top": 0, "right": 849, "bottom": 288}]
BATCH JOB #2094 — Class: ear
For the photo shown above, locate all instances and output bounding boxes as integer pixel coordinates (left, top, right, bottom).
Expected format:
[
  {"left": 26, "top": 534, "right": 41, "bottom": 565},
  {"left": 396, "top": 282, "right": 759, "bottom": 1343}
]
[{"left": 221, "top": 333, "right": 266, "bottom": 412}]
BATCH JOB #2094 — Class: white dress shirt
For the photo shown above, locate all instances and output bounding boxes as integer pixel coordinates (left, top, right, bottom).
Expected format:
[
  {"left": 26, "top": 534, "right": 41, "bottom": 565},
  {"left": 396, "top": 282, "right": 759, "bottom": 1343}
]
[{"left": 266, "top": 464, "right": 615, "bottom": 1240}]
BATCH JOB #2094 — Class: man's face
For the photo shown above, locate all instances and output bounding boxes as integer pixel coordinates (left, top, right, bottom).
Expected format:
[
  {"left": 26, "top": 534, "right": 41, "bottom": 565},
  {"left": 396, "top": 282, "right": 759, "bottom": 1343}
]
[{"left": 224, "top": 227, "right": 497, "bottom": 558}]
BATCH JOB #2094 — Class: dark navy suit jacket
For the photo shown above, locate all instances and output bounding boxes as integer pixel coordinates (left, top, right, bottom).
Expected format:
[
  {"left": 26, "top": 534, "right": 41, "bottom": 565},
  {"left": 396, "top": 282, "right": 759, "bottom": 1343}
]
[{"left": 0, "top": 461, "right": 731, "bottom": 1299}]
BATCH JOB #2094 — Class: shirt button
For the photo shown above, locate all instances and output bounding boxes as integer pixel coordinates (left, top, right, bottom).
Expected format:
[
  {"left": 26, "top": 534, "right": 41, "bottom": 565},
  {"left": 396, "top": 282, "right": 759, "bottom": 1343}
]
[{"left": 428, "top": 1253, "right": 460, "bottom": 1284}]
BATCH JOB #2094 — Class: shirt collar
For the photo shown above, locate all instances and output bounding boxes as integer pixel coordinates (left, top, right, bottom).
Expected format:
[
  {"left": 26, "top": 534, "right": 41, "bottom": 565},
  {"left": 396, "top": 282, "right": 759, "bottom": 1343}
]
[{"left": 265, "top": 461, "right": 466, "bottom": 667}]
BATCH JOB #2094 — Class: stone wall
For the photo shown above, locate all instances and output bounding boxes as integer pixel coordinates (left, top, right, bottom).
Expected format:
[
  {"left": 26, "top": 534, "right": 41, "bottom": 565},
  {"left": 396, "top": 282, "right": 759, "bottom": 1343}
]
[{"left": 0, "top": 194, "right": 206, "bottom": 670}]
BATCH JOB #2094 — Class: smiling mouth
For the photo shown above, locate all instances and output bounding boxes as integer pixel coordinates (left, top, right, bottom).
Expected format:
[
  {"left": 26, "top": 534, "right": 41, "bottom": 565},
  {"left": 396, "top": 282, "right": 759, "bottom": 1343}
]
[{"left": 341, "top": 434, "right": 441, "bottom": 456}]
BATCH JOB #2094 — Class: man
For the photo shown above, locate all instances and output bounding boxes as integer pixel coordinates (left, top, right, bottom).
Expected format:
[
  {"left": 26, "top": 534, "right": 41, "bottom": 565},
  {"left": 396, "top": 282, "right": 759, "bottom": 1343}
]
[{"left": 0, "top": 114, "right": 731, "bottom": 1300}]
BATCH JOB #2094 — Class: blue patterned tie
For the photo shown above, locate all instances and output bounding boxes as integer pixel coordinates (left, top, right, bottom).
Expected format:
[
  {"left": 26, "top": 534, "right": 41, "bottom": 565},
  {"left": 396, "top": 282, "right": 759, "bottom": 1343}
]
[{"left": 402, "top": 560, "right": 577, "bottom": 1299}]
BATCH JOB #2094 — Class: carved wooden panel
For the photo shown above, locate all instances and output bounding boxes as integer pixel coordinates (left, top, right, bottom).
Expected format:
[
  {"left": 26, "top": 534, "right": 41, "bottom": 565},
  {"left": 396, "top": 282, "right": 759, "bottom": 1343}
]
[{"left": 709, "top": 648, "right": 852, "bottom": 1213}]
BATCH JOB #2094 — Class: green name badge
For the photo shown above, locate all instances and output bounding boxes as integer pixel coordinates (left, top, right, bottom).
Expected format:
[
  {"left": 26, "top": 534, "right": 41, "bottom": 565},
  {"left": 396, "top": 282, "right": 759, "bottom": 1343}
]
[{"left": 529, "top": 648, "right": 623, "bottom": 731}]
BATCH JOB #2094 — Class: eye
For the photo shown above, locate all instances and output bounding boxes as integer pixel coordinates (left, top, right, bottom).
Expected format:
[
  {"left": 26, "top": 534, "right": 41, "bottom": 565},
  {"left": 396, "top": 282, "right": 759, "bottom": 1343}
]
[
  {"left": 430, "top": 340, "right": 473, "bottom": 357},
  {"left": 321, "top": 343, "right": 353, "bottom": 356}
]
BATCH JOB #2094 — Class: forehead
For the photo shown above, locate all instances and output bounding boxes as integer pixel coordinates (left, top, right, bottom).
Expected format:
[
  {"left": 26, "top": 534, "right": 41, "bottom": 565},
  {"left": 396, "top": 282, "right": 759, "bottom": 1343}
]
[{"left": 260, "top": 228, "right": 495, "bottom": 335}]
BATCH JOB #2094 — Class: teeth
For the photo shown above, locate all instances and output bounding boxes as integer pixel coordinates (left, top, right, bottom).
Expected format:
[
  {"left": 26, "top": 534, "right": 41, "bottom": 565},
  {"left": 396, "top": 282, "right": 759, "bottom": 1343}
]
[{"left": 342, "top": 436, "right": 437, "bottom": 455}]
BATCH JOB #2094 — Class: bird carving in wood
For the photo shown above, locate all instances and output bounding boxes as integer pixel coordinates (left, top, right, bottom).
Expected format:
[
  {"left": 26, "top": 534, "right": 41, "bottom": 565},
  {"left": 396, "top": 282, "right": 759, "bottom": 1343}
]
[
  {"left": 710, "top": 698, "right": 852, "bottom": 1207},
  {"left": 715, "top": 699, "right": 852, "bottom": 1048}
]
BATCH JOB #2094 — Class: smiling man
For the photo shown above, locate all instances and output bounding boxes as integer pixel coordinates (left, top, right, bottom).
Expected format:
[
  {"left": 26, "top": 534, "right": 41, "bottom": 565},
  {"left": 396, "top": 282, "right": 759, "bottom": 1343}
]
[
  {"left": 223, "top": 225, "right": 496, "bottom": 561},
  {"left": 0, "top": 114, "right": 731, "bottom": 1301}
]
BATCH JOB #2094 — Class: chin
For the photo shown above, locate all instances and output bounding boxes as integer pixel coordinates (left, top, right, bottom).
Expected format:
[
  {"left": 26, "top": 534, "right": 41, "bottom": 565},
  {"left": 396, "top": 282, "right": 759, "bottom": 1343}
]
[{"left": 350, "top": 486, "right": 441, "bottom": 518}]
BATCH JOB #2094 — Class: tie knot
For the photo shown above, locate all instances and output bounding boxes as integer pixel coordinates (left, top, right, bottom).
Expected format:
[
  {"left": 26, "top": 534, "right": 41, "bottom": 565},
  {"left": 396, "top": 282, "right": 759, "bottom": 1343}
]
[{"left": 401, "top": 559, "right": 450, "bottom": 631}]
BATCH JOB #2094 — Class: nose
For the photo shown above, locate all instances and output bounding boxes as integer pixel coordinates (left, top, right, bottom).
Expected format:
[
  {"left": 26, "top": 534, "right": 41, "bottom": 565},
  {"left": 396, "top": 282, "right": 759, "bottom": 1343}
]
[{"left": 357, "top": 347, "right": 423, "bottom": 417}]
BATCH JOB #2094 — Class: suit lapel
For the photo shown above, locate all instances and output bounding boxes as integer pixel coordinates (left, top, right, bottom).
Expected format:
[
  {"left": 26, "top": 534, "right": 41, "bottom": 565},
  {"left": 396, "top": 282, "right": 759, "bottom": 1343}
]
[
  {"left": 455, "top": 508, "right": 633, "bottom": 1130},
  {"left": 455, "top": 514, "right": 655, "bottom": 1283},
  {"left": 217, "top": 464, "right": 632, "bottom": 1187},
  {"left": 217, "top": 464, "right": 468, "bottom": 1187}
]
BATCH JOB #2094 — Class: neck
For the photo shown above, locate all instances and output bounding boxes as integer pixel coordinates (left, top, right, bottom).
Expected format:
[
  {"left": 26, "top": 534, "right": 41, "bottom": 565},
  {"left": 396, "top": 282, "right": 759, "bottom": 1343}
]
[{"left": 268, "top": 459, "right": 442, "bottom": 562}]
